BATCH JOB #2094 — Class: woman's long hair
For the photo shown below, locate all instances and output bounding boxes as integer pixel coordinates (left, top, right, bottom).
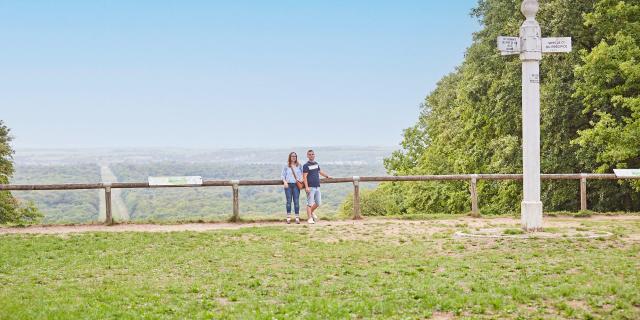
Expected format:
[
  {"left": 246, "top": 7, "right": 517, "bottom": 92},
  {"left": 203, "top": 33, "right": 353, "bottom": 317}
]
[{"left": 287, "top": 152, "right": 299, "bottom": 167}]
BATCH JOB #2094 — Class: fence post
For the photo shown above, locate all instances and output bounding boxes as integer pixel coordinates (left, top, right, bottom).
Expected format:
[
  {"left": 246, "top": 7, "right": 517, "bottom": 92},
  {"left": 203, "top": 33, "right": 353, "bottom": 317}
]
[
  {"left": 580, "top": 174, "right": 587, "bottom": 211},
  {"left": 104, "top": 184, "right": 113, "bottom": 225},
  {"left": 352, "top": 176, "right": 362, "bottom": 220},
  {"left": 230, "top": 180, "right": 240, "bottom": 222},
  {"left": 470, "top": 175, "right": 480, "bottom": 217}
]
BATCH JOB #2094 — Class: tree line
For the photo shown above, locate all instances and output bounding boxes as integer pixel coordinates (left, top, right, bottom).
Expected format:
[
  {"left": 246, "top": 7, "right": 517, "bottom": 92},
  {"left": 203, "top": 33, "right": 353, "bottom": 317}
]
[{"left": 358, "top": 0, "right": 640, "bottom": 216}]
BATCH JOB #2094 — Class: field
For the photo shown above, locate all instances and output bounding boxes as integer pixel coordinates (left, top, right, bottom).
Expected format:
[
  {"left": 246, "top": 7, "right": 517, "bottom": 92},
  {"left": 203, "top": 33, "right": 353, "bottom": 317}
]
[
  {"left": 10, "top": 147, "right": 390, "bottom": 224},
  {"left": 11, "top": 164, "right": 102, "bottom": 224},
  {"left": 1, "top": 215, "right": 639, "bottom": 319}
]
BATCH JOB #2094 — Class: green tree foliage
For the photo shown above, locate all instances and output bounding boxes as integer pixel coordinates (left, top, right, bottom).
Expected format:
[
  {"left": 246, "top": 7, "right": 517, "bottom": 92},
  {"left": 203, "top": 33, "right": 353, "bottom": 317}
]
[
  {"left": 367, "top": 0, "right": 640, "bottom": 216},
  {"left": 573, "top": 0, "right": 640, "bottom": 187},
  {"left": 0, "top": 121, "right": 42, "bottom": 224}
]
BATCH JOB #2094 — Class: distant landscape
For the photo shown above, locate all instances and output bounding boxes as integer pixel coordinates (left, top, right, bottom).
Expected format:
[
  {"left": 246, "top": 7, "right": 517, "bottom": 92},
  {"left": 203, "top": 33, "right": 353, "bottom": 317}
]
[{"left": 11, "top": 147, "right": 393, "bottom": 224}]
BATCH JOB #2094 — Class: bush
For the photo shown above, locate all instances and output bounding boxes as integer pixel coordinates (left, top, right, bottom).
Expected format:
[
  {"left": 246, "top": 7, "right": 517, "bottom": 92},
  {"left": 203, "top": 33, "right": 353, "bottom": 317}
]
[
  {"left": 0, "top": 191, "right": 42, "bottom": 225},
  {"left": 0, "top": 120, "right": 42, "bottom": 225},
  {"left": 339, "top": 183, "right": 401, "bottom": 217}
]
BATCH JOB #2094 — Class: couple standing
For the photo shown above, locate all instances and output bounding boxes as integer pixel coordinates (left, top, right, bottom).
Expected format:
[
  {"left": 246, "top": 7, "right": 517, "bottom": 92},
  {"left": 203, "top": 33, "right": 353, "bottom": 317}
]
[{"left": 281, "top": 149, "right": 331, "bottom": 224}]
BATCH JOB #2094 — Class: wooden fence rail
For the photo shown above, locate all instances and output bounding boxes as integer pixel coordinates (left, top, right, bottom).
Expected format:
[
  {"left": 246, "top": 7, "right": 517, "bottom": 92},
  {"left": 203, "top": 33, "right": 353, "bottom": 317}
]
[{"left": 1, "top": 174, "right": 638, "bottom": 224}]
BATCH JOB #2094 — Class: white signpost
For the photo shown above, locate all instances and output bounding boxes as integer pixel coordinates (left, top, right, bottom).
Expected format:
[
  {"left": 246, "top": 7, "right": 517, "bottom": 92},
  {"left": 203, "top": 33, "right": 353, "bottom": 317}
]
[
  {"left": 497, "top": 0, "right": 572, "bottom": 231},
  {"left": 497, "top": 36, "right": 520, "bottom": 55},
  {"left": 542, "top": 37, "right": 572, "bottom": 53}
]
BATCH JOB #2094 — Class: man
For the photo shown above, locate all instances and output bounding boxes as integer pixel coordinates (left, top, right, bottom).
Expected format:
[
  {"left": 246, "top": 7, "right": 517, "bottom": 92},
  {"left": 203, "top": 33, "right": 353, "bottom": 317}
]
[{"left": 302, "top": 149, "right": 331, "bottom": 224}]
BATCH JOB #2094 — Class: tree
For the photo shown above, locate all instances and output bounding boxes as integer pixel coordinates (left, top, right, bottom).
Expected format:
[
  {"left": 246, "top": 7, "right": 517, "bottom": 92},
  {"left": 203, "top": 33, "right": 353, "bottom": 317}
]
[
  {"left": 574, "top": 1, "right": 640, "bottom": 172},
  {"left": 571, "top": 0, "right": 640, "bottom": 209},
  {"left": 368, "top": 0, "right": 640, "bottom": 216},
  {"left": 0, "top": 120, "right": 42, "bottom": 224}
]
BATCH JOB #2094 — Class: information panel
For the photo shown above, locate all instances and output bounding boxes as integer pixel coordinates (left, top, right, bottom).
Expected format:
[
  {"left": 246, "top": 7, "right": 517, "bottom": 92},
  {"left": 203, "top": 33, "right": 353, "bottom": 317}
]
[
  {"left": 148, "top": 176, "right": 203, "bottom": 186},
  {"left": 613, "top": 169, "right": 640, "bottom": 178}
]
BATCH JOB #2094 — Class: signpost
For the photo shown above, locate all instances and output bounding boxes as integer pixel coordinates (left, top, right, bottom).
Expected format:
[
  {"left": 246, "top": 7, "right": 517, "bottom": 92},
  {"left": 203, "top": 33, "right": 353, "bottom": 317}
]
[
  {"left": 542, "top": 37, "right": 572, "bottom": 53},
  {"left": 497, "top": 0, "right": 572, "bottom": 231},
  {"left": 148, "top": 176, "right": 203, "bottom": 186},
  {"left": 497, "top": 36, "right": 520, "bottom": 55}
]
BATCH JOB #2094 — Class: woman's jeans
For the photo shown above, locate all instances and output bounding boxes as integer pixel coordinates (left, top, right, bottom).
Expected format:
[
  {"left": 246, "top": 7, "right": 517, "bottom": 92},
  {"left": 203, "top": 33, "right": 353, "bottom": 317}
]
[{"left": 284, "top": 183, "right": 300, "bottom": 216}]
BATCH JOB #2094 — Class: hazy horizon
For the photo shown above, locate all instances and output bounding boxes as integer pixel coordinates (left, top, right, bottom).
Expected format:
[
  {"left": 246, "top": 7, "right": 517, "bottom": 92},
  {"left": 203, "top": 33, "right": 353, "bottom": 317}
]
[{"left": 13, "top": 144, "right": 397, "bottom": 151}]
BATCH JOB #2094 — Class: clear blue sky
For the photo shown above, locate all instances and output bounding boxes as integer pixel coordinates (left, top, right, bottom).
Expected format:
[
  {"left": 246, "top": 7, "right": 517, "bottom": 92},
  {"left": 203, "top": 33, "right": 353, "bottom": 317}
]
[{"left": 1, "top": 0, "right": 479, "bottom": 149}]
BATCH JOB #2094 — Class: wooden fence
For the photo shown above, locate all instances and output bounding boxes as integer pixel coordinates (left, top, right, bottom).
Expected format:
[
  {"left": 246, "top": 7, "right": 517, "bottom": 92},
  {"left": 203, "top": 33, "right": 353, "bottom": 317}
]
[{"left": 1, "top": 173, "right": 638, "bottom": 224}]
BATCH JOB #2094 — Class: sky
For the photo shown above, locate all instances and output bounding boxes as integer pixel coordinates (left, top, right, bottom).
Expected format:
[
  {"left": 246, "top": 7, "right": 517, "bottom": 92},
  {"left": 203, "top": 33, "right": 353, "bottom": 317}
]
[{"left": 1, "top": 0, "right": 479, "bottom": 149}]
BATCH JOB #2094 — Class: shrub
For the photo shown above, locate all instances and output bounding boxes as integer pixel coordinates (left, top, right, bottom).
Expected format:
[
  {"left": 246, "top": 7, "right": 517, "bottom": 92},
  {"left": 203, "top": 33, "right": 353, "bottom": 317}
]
[
  {"left": 0, "top": 192, "right": 42, "bottom": 225},
  {"left": 339, "top": 183, "right": 401, "bottom": 217}
]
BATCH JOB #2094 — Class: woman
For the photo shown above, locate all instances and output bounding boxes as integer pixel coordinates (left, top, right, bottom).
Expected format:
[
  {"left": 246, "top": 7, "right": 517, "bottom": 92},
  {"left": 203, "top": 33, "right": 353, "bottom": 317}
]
[{"left": 281, "top": 152, "right": 304, "bottom": 224}]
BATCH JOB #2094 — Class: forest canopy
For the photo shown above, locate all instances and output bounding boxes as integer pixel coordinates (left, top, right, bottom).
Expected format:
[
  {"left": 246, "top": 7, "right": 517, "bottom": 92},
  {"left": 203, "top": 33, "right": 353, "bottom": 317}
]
[{"left": 373, "top": 0, "right": 640, "bottom": 215}]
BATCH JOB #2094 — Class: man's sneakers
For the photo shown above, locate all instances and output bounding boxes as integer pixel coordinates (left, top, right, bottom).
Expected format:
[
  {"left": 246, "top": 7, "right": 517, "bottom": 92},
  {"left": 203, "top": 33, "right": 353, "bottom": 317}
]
[
  {"left": 295, "top": 217, "right": 300, "bottom": 224},
  {"left": 307, "top": 218, "right": 315, "bottom": 224}
]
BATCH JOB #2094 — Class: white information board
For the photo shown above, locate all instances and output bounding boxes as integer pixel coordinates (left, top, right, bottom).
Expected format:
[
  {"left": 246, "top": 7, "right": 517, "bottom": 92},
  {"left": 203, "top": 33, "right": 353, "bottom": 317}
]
[
  {"left": 497, "top": 36, "right": 520, "bottom": 55},
  {"left": 613, "top": 169, "right": 640, "bottom": 178},
  {"left": 148, "top": 176, "right": 203, "bottom": 186},
  {"left": 542, "top": 37, "right": 572, "bottom": 53}
]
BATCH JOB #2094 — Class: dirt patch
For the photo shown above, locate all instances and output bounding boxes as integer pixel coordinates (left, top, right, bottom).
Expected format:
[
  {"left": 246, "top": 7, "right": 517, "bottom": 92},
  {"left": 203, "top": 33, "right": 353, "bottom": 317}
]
[
  {"left": 214, "top": 297, "right": 233, "bottom": 306},
  {"left": 626, "top": 234, "right": 640, "bottom": 242},
  {"left": 430, "top": 311, "right": 455, "bottom": 320},
  {"left": 567, "top": 300, "right": 588, "bottom": 311}
]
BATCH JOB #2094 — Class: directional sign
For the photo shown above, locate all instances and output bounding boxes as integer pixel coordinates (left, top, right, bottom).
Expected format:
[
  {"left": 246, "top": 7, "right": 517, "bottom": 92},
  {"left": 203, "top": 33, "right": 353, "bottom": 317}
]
[
  {"left": 542, "top": 37, "right": 572, "bottom": 53},
  {"left": 497, "top": 36, "right": 520, "bottom": 55},
  {"left": 613, "top": 169, "right": 640, "bottom": 178},
  {"left": 148, "top": 176, "right": 203, "bottom": 186}
]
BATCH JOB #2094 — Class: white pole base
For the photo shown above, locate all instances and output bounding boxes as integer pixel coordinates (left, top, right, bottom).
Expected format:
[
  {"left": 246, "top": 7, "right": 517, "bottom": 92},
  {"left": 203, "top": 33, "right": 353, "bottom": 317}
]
[{"left": 521, "top": 201, "right": 543, "bottom": 231}]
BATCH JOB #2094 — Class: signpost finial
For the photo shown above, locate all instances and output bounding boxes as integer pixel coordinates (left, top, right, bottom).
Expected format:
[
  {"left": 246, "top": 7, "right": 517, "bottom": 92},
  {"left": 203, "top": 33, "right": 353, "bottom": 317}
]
[{"left": 521, "top": 0, "right": 539, "bottom": 21}]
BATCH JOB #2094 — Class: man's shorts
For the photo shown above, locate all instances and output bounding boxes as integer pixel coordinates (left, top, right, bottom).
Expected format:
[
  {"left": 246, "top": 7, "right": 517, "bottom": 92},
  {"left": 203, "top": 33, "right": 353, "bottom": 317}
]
[{"left": 306, "top": 187, "right": 322, "bottom": 206}]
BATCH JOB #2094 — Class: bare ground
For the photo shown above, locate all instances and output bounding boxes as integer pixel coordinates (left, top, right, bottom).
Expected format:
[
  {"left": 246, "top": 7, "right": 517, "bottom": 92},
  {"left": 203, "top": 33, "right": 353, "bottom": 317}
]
[{"left": 1, "top": 215, "right": 639, "bottom": 238}]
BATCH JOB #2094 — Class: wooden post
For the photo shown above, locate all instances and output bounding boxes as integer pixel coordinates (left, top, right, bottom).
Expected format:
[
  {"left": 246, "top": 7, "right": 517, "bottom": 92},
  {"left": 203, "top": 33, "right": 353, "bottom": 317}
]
[
  {"left": 353, "top": 176, "right": 362, "bottom": 220},
  {"left": 104, "top": 185, "right": 113, "bottom": 225},
  {"left": 470, "top": 175, "right": 480, "bottom": 217},
  {"left": 230, "top": 180, "right": 240, "bottom": 222},
  {"left": 580, "top": 174, "right": 587, "bottom": 211}
]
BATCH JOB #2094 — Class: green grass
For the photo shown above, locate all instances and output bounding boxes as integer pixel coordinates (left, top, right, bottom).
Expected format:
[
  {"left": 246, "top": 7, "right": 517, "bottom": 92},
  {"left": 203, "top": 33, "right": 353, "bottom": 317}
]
[
  {"left": 1, "top": 219, "right": 639, "bottom": 319},
  {"left": 502, "top": 228, "right": 525, "bottom": 235}
]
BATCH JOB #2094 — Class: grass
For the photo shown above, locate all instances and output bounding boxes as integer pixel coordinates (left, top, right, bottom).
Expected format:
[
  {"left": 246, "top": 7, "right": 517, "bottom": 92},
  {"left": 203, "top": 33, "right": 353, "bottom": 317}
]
[
  {"left": 0, "top": 218, "right": 639, "bottom": 319},
  {"left": 502, "top": 228, "right": 525, "bottom": 235}
]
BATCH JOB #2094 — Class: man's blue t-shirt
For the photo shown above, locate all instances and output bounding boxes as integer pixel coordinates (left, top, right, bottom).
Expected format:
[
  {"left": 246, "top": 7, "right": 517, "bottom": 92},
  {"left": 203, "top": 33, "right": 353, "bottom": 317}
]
[{"left": 303, "top": 161, "right": 321, "bottom": 188}]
